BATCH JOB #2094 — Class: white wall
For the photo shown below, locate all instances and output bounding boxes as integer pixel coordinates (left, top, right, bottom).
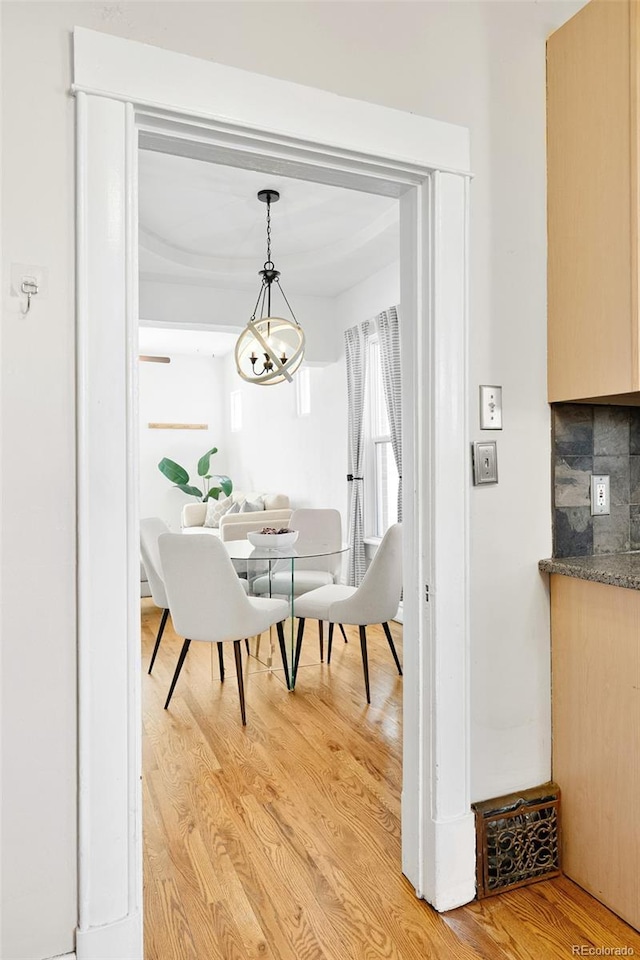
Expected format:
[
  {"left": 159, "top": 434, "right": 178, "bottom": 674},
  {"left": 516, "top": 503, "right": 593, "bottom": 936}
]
[
  {"left": 140, "top": 277, "right": 342, "bottom": 363},
  {"left": 139, "top": 355, "right": 229, "bottom": 531},
  {"left": 223, "top": 355, "right": 346, "bottom": 512},
  {"left": 335, "top": 260, "right": 400, "bottom": 336},
  {"left": 0, "top": 2, "right": 585, "bottom": 957}
]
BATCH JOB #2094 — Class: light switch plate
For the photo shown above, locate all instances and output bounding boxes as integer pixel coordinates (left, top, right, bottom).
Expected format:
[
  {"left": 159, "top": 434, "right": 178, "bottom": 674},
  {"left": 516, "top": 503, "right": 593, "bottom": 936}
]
[
  {"left": 472, "top": 441, "right": 498, "bottom": 485},
  {"left": 479, "top": 385, "right": 502, "bottom": 430}
]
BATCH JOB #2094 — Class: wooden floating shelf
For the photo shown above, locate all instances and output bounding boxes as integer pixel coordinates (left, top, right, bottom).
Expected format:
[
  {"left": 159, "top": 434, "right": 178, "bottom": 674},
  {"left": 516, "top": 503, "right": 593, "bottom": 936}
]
[{"left": 148, "top": 423, "right": 208, "bottom": 430}]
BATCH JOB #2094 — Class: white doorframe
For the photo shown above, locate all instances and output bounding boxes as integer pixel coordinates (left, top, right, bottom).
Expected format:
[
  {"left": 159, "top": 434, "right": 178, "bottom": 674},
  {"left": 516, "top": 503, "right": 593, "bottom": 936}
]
[{"left": 74, "top": 27, "right": 474, "bottom": 960}]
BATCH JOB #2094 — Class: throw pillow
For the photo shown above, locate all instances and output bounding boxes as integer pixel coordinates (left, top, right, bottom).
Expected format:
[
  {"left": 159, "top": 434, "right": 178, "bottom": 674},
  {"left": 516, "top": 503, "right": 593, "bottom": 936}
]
[
  {"left": 224, "top": 501, "right": 240, "bottom": 516},
  {"left": 203, "top": 495, "right": 233, "bottom": 528},
  {"left": 239, "top": 497, "right": 264, "bottom": 513}
]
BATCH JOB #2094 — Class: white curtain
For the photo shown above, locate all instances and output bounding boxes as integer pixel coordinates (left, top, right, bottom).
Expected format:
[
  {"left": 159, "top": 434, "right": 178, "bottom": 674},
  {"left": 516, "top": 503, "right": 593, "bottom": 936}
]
[
  {"left": 344, "top": 321, "right": 371, "bottom": 586},
  {"left": 377, "top": 305, "right": 402, "bottom": 522}
]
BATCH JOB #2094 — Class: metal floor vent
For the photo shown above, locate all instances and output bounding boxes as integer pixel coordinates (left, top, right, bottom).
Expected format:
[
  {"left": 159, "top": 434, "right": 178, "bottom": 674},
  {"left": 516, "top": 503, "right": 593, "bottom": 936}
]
[{"left": 472, "top": 782, "right": 561, "bottom": 898}]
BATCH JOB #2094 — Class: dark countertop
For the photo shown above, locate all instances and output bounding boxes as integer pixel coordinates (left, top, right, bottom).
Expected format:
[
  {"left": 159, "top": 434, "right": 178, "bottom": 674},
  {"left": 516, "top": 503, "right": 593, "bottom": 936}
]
[{"left": 539, "top": 553, "right": 640, "bottom": 590}]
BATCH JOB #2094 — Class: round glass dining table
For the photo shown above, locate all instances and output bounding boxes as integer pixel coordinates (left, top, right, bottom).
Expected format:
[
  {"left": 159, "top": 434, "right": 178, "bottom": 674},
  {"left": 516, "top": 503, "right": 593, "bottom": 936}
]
[{"left": 223, "top": 538, "right": 349, "bottom": 689}]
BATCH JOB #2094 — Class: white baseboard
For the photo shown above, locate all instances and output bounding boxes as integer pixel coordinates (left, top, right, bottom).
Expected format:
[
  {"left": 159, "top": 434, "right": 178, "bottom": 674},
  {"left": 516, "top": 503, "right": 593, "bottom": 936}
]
[
  {"left": 47, "top": 954, "right": 76, "bottom": 960},
  {"left": 422, "top": 811, "right": 476, "bottom": 911},
  {"left": 76, "top": 911, "right": 142, "bottom": 960}
]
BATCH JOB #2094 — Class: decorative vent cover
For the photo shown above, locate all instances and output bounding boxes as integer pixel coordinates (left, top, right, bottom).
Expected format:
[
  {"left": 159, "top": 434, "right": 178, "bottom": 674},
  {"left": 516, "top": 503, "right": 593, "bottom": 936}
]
[{"left": 472, "top": 782, "right": 561, "bottom": 898}]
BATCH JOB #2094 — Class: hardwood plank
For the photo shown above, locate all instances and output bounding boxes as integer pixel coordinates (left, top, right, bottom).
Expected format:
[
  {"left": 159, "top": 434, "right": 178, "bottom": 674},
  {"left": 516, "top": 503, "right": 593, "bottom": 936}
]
[
  {"left": 537, "top": 877, "right": 640, "bottom": 950},
  {"left": 151, "top": 874, "right": 200, "bottom": 960},
  {"left": 187, "top": 759, "right": 333, "bottom": 959},
  {"left": 142, "top": 604, "right": 639, "bottom": 959},
  {"left": 444, "top": 877, "right": 640, "bottom": 960}
]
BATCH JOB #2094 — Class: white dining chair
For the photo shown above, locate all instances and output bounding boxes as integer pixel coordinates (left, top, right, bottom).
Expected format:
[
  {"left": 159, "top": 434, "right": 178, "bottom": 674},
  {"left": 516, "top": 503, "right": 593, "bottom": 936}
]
[
  {"left": 158, "top": 533, "right": 290, "bottom": 724},
  {"left": 251, "top": 508, "right": 347, "bottom": 659},
  {"left": 140, "top": 517, "right": 172, "bottom": 675},
  {"left": 293, "top": 523, "right": 403, "bottom": 703},
  {"left": 141, "top": 517, "right": 250, "bottom": 676}
]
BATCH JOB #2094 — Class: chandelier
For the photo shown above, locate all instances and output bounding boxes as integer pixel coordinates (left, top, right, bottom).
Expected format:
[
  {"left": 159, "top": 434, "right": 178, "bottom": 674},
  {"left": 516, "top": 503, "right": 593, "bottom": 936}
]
[{"left": 234, "top": 189, "right": 305, "bottom": 386}]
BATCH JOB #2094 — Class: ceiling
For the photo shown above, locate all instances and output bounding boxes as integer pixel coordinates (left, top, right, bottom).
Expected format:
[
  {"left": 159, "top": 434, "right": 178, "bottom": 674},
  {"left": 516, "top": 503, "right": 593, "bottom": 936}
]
[{"left": 138, "top": 150, "right": 399, "bottom": 299}]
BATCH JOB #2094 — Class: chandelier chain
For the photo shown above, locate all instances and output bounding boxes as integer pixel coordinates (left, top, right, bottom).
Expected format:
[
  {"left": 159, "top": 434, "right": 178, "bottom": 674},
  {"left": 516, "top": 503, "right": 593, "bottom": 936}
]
[{"left": 265, "top": 197, "right": 272, "bottom": 267}]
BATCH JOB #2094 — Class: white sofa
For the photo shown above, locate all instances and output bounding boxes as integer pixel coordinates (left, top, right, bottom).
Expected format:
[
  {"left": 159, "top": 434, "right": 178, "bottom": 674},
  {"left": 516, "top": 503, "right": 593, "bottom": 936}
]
[{"left": 181, "top": 492, "right": 291, "bottom": 542}]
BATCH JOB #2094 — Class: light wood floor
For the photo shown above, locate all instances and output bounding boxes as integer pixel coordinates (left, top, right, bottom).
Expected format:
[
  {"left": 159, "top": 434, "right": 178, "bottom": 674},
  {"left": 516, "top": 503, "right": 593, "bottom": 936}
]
[{"left": 142, "top": 601, "right": 640, "bottom": 959}]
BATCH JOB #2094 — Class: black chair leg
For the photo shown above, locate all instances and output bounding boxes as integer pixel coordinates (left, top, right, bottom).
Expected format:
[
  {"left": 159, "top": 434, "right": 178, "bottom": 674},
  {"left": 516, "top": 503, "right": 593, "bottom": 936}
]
[
  {"left": 382, "top": 622, "right": 403, "bottom": 675},
  {"left": 276, "top": 620, "right": 291, "bottom": 690},
  {"left": 233, "top": 639, "right": 247, "bottom": 725},
  {"left": 164, "top": 638, "right": 191, "bottom": 709},
  {"left": 217, "top": 642, "right": 225, "bottom": 682},
  {"left": 327, "top": 622, "right": 335, "bottom": 663},
  {"left": 318, "top": 620, "right": 324, "bottom": 662},
  {"left": 339, "top": 623, "right": 348, "bottom": 644},
  {"left": 244, "top": 637, "right": 250, "bottom": 656},
  {"left": 359, "top": 625, "right": 371, "bottom": 704},
  {"left": 148, "top": 607, "right": 169, "bottom": 675},
  {"left": 294, "top": 618, "right": 306, "bottom": 679}
]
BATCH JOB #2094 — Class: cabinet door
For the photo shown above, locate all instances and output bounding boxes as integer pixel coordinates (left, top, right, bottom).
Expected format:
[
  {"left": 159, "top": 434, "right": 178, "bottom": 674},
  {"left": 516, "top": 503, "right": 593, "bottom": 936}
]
[
  {"left": 551, "top": 574, "right": 640, "bottom": 930},
  {"left": 547, "top": 0, "right": 640, "bottom": 402}
]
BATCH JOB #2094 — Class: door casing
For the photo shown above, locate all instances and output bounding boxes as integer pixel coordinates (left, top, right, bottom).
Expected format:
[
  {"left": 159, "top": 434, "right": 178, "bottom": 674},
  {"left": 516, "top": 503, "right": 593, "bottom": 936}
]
[{"left": 73, "top": 27, "right": 474, "bottom": 959}]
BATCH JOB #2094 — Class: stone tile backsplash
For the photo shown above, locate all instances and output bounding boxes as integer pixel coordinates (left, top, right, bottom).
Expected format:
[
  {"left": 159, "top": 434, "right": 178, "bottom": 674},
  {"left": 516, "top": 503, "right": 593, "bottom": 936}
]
[{"left": 553, "top": 404, "right": 640, "bottom": 557}]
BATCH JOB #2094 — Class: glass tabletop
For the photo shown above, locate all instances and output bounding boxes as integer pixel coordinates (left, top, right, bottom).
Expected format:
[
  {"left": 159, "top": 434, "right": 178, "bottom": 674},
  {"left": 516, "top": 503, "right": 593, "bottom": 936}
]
[
  {"left": 223, "top": 539, "right": 349, "bottom": 689},
  {"left": 223, "top": 539, "right": 349, "bottom": 561}
]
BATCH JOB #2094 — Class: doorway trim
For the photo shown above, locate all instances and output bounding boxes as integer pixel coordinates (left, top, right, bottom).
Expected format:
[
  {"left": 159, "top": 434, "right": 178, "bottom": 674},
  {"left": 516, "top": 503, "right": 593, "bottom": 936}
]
[{"left": 73, "top": 27, "right": 473, "bottom": 959}]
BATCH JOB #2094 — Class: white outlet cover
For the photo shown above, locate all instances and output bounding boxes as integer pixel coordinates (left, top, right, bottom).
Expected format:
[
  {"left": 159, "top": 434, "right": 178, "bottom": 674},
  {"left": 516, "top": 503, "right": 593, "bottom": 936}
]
[
  {"left": 479, "top": 384, "right": 502, "bottom": 430},
  {"left": 590, "top": 474, "right": 610, "bottom": 516}
]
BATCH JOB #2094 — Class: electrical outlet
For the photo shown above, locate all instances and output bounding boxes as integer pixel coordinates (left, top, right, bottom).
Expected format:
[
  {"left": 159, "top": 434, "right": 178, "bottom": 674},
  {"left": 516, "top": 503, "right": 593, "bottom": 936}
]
[{"left": 590, "top": 474, "right": 610, "bottom": 516}]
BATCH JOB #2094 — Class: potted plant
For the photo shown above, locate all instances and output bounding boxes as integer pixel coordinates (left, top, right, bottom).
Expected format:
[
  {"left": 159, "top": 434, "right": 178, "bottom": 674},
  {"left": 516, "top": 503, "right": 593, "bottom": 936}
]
[{"left": 157, "top": 446, "right": 232, "bottom": 501}]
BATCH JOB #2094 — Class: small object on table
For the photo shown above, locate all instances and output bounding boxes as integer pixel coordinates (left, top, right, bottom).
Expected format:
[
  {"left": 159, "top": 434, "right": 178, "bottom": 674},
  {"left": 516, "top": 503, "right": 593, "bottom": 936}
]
[{"left": 247, "top": 528, "right": 299, "bottom": 549}]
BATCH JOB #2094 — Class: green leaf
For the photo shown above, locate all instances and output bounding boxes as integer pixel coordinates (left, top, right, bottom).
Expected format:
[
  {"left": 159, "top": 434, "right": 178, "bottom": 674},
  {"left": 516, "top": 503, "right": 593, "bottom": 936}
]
[
  {"left": 175, "top": 484, "right": 205, "bottom": 500},
  {"left": 204, "top": 487, "right": 222, "bottom": 501},
  {"left": 197, "top": 447, "right": 219, "bottom": 477},
  {"left": 211, "top": 475, "right": 233, "bottom": 498},
  {"left": 158, "top": 458, "right": 189, "bottom": 485}
]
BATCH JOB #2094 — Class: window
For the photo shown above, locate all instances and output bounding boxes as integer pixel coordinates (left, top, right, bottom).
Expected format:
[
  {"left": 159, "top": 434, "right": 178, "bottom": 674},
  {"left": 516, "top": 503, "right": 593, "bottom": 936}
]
[{"left": 365, "top": 337, "right": 399, "bottom": 538}]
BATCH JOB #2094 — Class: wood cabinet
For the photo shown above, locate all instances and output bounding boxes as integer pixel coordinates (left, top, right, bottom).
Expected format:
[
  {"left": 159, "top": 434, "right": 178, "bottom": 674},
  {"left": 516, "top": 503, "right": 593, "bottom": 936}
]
[
  {"left": 550, "top": 574, "right": 640, "bottom": 930},
  {"left": 547, "top": 0, "right": 640, "bottom": 403}
]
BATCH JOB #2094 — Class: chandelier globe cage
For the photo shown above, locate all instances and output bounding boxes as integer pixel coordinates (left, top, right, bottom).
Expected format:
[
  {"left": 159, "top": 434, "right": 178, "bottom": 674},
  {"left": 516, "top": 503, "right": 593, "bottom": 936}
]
[{"left": 234, "top": 189, "right": 306, "bottom": 386}]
